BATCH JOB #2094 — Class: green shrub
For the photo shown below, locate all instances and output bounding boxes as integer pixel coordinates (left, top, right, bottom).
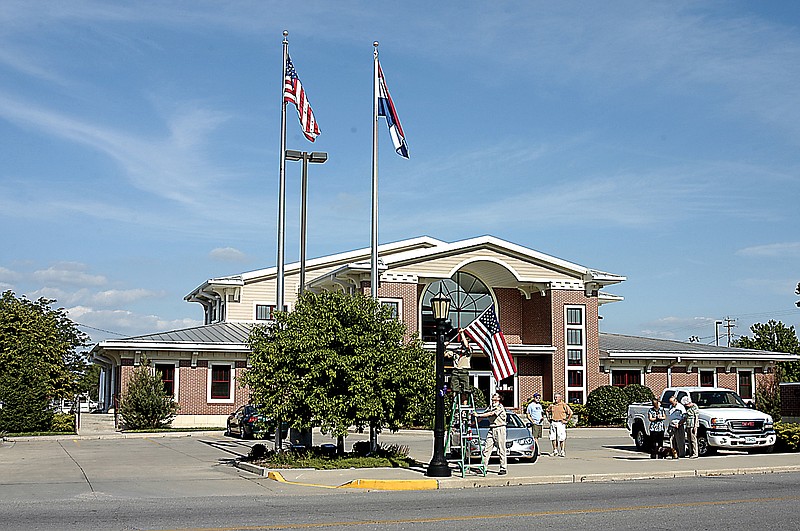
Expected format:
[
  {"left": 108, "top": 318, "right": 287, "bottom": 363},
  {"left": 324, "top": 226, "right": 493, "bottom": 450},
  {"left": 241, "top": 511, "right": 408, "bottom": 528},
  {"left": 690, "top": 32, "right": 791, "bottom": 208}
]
[
  {"left": 622, "top": 384, "right": 655, "bottom": 405},
  {"left": 119, "top": 361, "right": 178, "bottom": 430},
  {"left": 585, "top": 385, "right": 628, "bottom": 426},
  {"left": 775, "top": 422, "right": 800, "bottom": 452},
  {"left": 50, "top": 413, "right": 75, "bottom": 433}
]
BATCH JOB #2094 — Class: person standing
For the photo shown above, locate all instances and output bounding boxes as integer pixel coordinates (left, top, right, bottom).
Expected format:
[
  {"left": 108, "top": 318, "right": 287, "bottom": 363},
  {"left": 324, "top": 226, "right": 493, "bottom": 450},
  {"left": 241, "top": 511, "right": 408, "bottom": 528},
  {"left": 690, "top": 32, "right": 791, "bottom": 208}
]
[
  {"left": 682, "top": 395, "right": 700, "bottom": 458},
  {"left": 667, "top": 394, "right": 687, "bottom": 458},
  {"left": 525, "top": 393, "right": 544, "bottom": 445},
  {"left": 474, "top": 393, "right": 507, "bottom": 475},
  {"left": 647, "top": 397, "right": 666, "bottom": 459},
  {"left": 546, "top": 393, "right": 573, "bottom": 457}
]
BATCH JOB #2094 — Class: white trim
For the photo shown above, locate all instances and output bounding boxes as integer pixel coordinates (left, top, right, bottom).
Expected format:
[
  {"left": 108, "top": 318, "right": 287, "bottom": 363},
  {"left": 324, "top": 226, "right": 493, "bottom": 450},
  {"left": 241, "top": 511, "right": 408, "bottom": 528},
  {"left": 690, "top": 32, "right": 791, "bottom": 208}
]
[
  {"left": 737, "top": 369, "right": 754, "bottom": 401},
  {"left": 564, "top": 305, "right": 586, "bottom": 403},
  {"left": 153, "top": 360, "right": 180, "bottom": 402},
  {"left": 379, "top": 297, "right": 403, "bottom": 320},
  {"left": 207, "top": 362, "right": 235, "bottom": 404},
  {"left": 699, "top": 368, "right": 717, "bottom": 388}
]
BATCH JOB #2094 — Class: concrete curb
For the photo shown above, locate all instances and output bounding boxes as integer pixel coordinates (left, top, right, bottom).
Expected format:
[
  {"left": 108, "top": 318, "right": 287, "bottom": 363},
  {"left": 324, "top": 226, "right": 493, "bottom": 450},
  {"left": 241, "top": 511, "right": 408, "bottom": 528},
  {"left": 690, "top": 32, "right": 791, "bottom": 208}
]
[
  {"left": 234, "top": 460, "right": 800, "bottom": 491},
  {"left": 6, "top": 430, "right": 225, "bottom": 442}
]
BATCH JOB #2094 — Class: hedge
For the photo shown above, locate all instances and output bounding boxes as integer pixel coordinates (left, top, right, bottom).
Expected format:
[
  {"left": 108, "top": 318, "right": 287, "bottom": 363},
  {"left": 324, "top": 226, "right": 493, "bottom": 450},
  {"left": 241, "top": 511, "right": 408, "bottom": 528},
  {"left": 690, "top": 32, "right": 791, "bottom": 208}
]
[{"left": 775, "top": 422, "right": 800, "bottom": 452}]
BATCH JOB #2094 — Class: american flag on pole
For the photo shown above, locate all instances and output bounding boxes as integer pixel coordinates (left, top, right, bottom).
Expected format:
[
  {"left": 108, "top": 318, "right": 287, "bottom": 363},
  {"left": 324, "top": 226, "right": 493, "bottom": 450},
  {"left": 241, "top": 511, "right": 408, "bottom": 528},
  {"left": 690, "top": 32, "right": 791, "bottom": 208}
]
[
  {"left": 463, "top": 304, "right": 516, "bottom": 382},
  {"left": 377, "top": 61, "right": 408, "bottom": 158},
  {"left": 284, "top": 55, "right": 320, "bottom": 142}
]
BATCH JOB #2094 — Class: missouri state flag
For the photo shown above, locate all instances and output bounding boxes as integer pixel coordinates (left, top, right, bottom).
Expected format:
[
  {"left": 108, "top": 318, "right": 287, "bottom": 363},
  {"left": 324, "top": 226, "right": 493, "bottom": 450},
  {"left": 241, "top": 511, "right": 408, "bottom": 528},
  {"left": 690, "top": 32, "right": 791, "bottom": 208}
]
[
  {"left": 377, "top": 61, "right": 408, "bottom": 158},
  {"left": 464, "top": 304, "right": 517, "bottom": 382}
]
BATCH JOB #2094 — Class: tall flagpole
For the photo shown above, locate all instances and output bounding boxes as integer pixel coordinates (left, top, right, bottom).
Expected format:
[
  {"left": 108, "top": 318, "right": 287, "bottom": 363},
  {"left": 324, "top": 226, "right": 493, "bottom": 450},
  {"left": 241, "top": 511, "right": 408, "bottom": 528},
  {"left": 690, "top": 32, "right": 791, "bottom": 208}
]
[
  {"left": 371, "top": 42, "right": 379, "bottom": 299},
  {"left": 277, "top": 31, "right": 289, "bottom": 314}
]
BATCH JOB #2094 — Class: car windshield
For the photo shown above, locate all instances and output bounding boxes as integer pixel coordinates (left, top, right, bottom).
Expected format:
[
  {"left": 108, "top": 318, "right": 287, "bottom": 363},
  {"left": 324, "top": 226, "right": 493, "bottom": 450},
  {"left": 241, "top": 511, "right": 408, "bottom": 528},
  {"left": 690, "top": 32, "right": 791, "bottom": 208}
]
[{"left": 691, "top": 390, "right": 748, "bottom": 408}]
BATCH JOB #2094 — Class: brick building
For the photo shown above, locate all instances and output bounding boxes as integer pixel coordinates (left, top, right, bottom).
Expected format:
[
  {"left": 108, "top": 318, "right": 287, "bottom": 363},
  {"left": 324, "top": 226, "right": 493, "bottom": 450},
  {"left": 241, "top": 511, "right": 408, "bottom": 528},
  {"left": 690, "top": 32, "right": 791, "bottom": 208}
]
[{"left": 90, "top": 235, "right": 797, "bottom": 427}]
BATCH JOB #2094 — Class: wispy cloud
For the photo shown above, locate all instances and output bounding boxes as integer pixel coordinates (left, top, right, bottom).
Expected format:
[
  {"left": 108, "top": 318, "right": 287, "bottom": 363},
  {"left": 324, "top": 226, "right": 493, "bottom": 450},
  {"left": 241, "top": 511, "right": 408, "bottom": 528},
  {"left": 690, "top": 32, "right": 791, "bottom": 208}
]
[
  {"left": 31, "top": 262, "right": 107, "bottom": 287},
  {"left": 209, "top": 247, "right": 248, "bottom": 263},
  {"left": 736, "top": 242, "right": 800, "bottom": 258}
]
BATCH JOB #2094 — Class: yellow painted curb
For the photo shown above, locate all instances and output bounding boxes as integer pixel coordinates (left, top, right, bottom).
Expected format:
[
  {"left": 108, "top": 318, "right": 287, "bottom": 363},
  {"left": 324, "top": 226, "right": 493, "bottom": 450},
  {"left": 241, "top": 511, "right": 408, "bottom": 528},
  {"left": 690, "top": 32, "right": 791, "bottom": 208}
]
[
  {"left": 266, "top": 471, "right": 439, "bottom": 491},
  {"left": 338, "top": 478, "right": 439, "bottom": 491}
]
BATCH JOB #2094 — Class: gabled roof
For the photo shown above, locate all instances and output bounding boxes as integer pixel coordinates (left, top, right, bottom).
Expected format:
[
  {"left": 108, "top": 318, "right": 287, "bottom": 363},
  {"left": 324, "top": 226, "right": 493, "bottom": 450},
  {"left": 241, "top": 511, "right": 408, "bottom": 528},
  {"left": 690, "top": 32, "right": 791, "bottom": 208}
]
[{"left": 599, "top": 332, "right": 799, "bottom": 361}]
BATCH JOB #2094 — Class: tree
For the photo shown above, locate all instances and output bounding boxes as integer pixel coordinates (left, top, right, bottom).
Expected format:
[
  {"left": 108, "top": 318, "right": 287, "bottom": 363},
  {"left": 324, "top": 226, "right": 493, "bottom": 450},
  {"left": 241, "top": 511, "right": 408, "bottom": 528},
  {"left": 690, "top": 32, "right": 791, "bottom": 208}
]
[
  {"left": 244, "top": 292, "right": 433, "bottom": 450},
  {"left": 796, "top": 281, "right": 800, "bottom": 308},
  {"left": 732, "top": 320, "right": 800, "bottom": 382},
  {"left": 118, "top": 359, "right": 178, "bottom": 429},
  {"left": 0, "top": 291, "right": 89, "bottom": 432}
]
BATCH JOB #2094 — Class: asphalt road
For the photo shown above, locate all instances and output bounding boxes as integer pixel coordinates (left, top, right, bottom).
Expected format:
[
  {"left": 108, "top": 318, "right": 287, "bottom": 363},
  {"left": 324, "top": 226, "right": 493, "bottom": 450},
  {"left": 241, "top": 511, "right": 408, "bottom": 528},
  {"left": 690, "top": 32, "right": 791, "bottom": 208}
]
[
  {"left": 2, "top": 431, "right": 800, "bottom": 530},
  {"left": 2, "top": 473, "right": 799, "bottom": 530}
]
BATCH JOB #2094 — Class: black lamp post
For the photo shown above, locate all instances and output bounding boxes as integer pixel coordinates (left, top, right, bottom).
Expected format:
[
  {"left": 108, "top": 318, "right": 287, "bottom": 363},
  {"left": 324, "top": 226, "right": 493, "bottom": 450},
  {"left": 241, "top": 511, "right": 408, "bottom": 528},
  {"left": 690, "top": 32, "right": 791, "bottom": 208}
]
[{"left": 426, "top": 292, "right": 452, "bottom": 477}]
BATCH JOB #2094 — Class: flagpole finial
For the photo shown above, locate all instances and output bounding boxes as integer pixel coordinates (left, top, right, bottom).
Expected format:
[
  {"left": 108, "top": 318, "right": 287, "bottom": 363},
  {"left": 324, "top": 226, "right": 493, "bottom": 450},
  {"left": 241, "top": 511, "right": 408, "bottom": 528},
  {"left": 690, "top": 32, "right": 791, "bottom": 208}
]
[
  {"left": 283, "top": 30, "right": 288, "bottom": 43},
  {"left": 374, "top": 41, "right": 379, "bottom": 47}
]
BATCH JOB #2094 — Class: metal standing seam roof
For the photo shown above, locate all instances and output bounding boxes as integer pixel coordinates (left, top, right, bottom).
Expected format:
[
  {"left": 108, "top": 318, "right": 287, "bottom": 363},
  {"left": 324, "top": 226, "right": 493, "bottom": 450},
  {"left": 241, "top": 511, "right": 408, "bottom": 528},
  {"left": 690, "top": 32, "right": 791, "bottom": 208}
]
[
  {"left": 110, "top": 322, "right": 254, "bottom": 345},
  {"left": 599, "top": 332, "right": 798, "bottom": 359}
]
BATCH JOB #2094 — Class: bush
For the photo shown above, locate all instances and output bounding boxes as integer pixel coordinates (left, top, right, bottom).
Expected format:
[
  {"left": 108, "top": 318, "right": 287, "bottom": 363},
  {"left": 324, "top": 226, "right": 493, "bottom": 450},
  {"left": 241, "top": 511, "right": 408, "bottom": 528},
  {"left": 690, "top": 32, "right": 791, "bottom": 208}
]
[
  {"left": 755, "top": 375, "right": 781, "bottom": 420},
  {"left": 775, "top": 422, "right": 800, "bottom": 452},
  {"left": 119, "top": 361, "right": 178, "bottom": 430},
  {"left": 585, "top": 385, "right": 628, "bottom": 426},
  {"left": 50, "top": 413, "right": 75, "bottom": 433},
  {"left": 0, "top": 368, "right": 54, "bottom": 433},
  {"left": 622, "top": 384, "right": 655, "bottom": 405}
]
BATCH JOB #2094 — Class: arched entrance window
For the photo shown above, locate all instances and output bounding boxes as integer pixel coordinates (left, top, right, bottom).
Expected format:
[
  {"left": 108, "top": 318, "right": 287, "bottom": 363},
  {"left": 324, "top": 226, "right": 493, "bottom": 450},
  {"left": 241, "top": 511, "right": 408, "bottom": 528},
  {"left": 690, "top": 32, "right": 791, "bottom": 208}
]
[{"left": 421, "top": 272, "right": 493, "bottom": 342}]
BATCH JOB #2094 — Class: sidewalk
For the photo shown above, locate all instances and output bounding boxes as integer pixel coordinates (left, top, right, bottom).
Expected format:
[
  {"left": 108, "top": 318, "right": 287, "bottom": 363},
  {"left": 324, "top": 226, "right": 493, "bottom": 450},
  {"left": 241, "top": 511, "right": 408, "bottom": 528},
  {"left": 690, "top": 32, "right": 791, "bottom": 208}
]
[{"left": 236, "top": 429, "right": 800, "bottom": 490}]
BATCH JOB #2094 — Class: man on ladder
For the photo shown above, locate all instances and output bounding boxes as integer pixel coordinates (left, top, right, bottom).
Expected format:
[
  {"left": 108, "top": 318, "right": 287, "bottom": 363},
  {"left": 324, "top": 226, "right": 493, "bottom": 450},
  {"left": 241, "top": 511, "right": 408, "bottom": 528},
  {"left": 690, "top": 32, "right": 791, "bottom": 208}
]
[{"left": 446, "top": 330, "right": 472, "bottom": 406}]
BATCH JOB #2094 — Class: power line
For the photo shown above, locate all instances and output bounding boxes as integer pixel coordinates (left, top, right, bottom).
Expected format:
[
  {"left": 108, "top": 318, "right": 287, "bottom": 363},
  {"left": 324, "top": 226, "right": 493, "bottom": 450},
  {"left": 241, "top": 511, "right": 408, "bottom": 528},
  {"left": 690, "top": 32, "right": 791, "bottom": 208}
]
[{"left": 76, "top": 322, "right": 126, "bottom": 337}]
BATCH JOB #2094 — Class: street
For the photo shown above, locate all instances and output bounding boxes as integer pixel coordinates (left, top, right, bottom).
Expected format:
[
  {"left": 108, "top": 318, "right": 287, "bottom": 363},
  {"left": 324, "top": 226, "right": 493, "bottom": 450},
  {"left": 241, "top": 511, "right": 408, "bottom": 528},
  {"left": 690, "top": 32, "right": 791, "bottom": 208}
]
[{"left": 2, "top": 430, "right": 800, "bottom": 530}]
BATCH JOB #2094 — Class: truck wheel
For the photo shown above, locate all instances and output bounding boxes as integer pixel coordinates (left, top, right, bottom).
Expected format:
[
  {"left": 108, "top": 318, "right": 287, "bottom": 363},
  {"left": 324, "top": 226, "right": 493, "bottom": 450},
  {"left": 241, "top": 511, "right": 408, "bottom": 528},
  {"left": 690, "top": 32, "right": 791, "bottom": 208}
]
[
  {"left": 697, "top": 432, "right": 715, "bottom": 456},
  {"left": 634, "top": 426, "right": 649, "bottom": 452}
]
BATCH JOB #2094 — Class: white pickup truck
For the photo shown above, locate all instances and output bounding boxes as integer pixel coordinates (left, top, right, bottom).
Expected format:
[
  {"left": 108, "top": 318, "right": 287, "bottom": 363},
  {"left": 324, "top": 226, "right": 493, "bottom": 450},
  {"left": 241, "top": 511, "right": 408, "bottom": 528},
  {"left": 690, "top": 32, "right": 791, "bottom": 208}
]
[{"left": 627, "top": 387, "right": 776, "bottom": 456}]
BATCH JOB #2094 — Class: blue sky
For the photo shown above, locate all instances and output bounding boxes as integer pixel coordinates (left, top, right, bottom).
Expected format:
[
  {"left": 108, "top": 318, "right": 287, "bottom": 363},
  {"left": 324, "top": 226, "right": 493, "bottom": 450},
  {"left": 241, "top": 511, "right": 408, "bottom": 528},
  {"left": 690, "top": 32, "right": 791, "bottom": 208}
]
[{"left": 1, "top": 1, "right": 798, "bottom": 346}]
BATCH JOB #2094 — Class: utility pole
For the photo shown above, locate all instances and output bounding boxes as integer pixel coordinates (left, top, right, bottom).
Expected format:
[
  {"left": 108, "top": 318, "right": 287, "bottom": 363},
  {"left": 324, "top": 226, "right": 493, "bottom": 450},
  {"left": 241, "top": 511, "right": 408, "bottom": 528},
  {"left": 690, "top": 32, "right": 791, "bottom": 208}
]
[{"left": 723, "top": 317, "right": 736, "bottom": 347}]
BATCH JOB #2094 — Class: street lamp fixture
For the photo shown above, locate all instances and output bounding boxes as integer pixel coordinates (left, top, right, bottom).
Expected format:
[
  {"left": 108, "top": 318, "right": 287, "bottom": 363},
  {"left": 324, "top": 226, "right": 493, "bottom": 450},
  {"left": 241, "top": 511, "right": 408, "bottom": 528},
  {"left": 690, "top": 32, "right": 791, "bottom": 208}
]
[
  {"left": 284, "top": 150, "right": 328, "bottom": 295},
  {"left": 426, "top": 291, "right": 452, "bottom": 477}
]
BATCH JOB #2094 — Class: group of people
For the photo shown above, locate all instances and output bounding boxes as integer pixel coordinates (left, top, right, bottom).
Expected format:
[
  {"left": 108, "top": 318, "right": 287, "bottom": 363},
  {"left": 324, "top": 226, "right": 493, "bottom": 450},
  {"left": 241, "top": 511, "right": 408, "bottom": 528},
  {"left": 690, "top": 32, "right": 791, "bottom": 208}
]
[
  {"left": 647, "top": 394, "right": 700, "bottom": 459},
  {"left": 525, "top": 392, "right": 573, "bottom": 457}
]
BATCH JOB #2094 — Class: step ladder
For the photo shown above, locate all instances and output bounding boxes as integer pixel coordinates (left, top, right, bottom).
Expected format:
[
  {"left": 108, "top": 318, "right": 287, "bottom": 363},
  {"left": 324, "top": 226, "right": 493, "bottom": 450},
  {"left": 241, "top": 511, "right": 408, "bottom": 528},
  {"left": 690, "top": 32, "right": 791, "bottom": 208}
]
[{"left": 444, "top": 393, "right": 487, "bottom": 477}]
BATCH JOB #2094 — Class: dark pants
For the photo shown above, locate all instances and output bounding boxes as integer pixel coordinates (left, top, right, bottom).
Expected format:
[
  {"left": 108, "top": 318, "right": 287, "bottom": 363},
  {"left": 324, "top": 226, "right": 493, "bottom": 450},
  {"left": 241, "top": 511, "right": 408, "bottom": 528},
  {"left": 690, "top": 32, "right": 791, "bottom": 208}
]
[
  {"left": 667, "top": 425, "right": 686, "bottom": 457},
  {"left": 650, "top": 431, "right": 664, "bottom": 458}
]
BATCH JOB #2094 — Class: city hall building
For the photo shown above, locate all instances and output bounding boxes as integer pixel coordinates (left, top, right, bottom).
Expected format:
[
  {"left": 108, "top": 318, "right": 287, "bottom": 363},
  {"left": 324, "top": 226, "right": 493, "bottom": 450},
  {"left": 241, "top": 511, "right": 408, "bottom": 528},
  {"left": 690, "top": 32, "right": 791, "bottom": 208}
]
[{"left": 90, "top": 235, "right": 795, "bottom": 427}]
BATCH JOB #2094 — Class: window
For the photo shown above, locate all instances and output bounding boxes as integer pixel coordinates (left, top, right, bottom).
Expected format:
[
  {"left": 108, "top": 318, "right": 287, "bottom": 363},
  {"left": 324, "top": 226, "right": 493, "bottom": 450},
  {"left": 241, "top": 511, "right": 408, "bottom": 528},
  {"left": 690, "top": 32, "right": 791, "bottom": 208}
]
[
  {"left": 380, "top": 298, "right": 402, "bottom": 320},
  {"left": 155, "top": 363, "right": 175, "bottom": 397},
  {"left": 700, "top": 369, "right": 715, "bottom": 387},
  {"left": 566, "top": 329, "right": 583, "bottom": 346},
  {"left": 567, "top": 349, "right": 583, "bottom": 366},
  {"left": 739, "top": 371, "right": 753, "bottom": 400},
  {"left": 567, "top": 391, "right": 583, "bottom": 405},
  {"left": 612, "top": 370, "right": 641, "bottom": 387},
  {"left": 421, "top": 272, "right": 493, "bottom": 342},
  {"left": 209, "top": 364, "right": 232, "bottom": 401},
  {"left": 566, "top": 307, "right": 583, "bottom": 325},
  {"left": 568, "top": 370, "right": 583, "bottom": 387}
]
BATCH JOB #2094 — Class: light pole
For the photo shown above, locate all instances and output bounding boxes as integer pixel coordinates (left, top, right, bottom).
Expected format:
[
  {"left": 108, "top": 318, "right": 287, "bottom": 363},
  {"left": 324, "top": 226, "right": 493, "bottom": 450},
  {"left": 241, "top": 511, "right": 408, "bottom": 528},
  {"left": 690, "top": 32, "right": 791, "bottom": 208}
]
[
  {"left": 426, "top": 292, "right": 452, "bottom": 477},
  {"left": 285, "top": 150, "right": 327, "bottom": 295}
]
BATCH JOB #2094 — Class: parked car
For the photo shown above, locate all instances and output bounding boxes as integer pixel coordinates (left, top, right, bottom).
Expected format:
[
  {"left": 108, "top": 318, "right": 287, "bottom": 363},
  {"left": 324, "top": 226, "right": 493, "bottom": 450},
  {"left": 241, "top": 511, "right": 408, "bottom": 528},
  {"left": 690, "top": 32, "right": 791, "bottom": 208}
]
[
  {"left": 451, "top": 411, "right": 539, "bottom": 463},
  {"left": 226, "top": 405, "right": 265, "bottom": 439},
  {"left": 627, "top": 387, "right": 776, "bottom": 456},
  {"left": 226, "top": 405, "right": 287, "bottom": 440}
]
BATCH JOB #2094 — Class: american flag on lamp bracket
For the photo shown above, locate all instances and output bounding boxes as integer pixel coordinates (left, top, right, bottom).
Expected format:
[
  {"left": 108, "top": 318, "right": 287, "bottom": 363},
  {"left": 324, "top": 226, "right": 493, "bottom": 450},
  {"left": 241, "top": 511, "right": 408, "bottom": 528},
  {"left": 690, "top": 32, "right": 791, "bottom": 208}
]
[
  {"left": 463, "top": 304, "right": 517, "bottom": 383},
  {"left": 284, "top": 55, "right": 320, "bottom": 142}
]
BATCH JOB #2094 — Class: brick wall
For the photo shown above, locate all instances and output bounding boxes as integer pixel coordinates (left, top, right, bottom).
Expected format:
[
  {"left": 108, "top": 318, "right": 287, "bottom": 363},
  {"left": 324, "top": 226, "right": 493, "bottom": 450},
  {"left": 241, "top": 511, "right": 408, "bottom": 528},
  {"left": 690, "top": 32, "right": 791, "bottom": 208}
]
[
  {"left": 781, "top": 382, "right": 800, "bottom": 420},
  {"left": 716, "top": 371, "right": 737, "bottom": 391},
  {"left": 517, "top": 356, "right": 551, "bottom": 402},
  {"left": 496, "top": 288, "right": 522, "bottom": 343},
  {"left": 521, "top": 292, "right": 551, "bottom": 345}
]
